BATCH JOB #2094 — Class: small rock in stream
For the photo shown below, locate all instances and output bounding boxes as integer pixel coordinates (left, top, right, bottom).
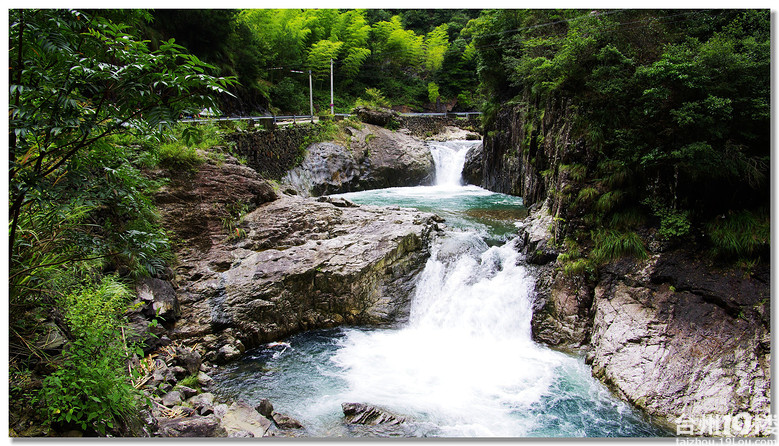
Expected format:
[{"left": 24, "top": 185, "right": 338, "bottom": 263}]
[
  {"left": 342, "top": 402, "right": 406, "bottom": 426},
  {"left": 272, "top": 412, "right": 303, "bottom": 429}
]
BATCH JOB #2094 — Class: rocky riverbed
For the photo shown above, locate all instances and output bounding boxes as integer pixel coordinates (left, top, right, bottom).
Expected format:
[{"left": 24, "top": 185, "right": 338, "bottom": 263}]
[
  {"left": 517, "top": 200, "right": 771, "bottom": 433},
  {"left": 122, "top": 126, "right": 447, "bottom": 437}
]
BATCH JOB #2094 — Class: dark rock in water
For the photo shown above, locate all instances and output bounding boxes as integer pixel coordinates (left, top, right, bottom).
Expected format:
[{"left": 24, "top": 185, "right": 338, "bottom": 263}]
[
  {"left": 256, "top": 399, "right": 274, "bottom": 419},
  {"left": 215, "top": 344, "right": 242, "bottom": 365},
  {"left": 461, "top": 142, "right": 483, "bottom": 187},
  {"left": 272, "top": 412, "right": 303, "bottom": 429},
  {"left": 197, "top": 371, "right": 213, "bottom": 387},
  {"left": 157, "top": 415, "right": 227, "bottom": 437},
  {"left": 342, "top": 403, "right": 407, "bottom": 426}
]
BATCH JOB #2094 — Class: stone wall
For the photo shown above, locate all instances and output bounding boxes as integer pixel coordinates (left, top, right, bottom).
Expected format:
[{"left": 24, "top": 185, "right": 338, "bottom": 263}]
[{"left": 228, "top": 127, "right": 309, "bottom": 180}]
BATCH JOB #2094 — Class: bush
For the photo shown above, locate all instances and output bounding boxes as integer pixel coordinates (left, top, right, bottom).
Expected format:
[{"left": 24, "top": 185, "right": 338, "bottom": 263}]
[
  {"left": 35, "top": 277, "right": 143, "bottom": 435},
  {"left": 354, "top": 88, "right": 391, "bottom": 109}
]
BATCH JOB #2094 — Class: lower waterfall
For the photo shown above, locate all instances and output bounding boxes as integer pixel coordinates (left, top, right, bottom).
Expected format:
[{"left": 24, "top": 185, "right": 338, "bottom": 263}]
[{"left": 213, "top": 140, "right": 668, "bottom": 437}]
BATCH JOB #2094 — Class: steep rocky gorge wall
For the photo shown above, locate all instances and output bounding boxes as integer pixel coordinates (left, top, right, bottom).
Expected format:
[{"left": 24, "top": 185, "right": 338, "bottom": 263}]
[
  {"left": 462, "top": 97, "right": 590, "bottom": 243},
  {"left": 521, "top": 207, "right": 770, "bottom": 432},
  {"left": 469, "top": 100, "right": 771, "bottom": 433}
]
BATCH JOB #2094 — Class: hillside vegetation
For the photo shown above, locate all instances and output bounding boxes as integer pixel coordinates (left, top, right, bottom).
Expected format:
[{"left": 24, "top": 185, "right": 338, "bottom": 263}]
[{"left": 470, "top": 9, "right": 769, "bottom": 270}]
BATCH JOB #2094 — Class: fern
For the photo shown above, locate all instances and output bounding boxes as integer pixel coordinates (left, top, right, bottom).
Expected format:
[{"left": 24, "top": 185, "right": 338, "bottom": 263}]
[
  {"left": 575, "top": 187, "right": 598, "bottom": 206},
  {"left": 595, "top": 190, "right": 624, "bottom": 213}
]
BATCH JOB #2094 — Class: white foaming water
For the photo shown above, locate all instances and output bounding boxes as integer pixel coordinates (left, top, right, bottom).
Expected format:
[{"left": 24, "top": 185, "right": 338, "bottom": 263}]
[
  {"left": 332, "top": 140, "right": 557, "bottom": 436},
  {"left": 429, "top": 140, "right": 479, "bottom": 187},
  {"left": 331, "top": 235, "right": 571, "bottom": 436},
  {"left": 213, "top": 140, "right": 667, "bottom": 437}
]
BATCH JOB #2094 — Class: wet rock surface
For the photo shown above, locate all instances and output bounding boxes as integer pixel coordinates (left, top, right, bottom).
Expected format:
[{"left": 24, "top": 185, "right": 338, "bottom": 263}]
[
  {"left": 342, "top": 403, "right": 407, "bottom": 426},
  {"left": 169, "top": 193, "right": 440, "bottom": 362},
  {"left": 519, "top": 201, "right": 770, "bottom": 431},
  {"left": 588, "top": 253, "right": 770, "bottom": 430}
]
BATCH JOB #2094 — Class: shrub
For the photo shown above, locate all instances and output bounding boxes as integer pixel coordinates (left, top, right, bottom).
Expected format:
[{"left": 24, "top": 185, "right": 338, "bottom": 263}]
[
  {"left": 354, "top": 88, "right": 391, "bottom": 109},
  {"left": 35, "top": 277, "right": 143, "bottom": 435}
]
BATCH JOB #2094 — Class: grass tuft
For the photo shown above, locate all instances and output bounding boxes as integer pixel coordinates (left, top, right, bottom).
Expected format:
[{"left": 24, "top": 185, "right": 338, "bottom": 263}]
[{"left": 590, "top": 229, "right": 648, "bottom": 264}]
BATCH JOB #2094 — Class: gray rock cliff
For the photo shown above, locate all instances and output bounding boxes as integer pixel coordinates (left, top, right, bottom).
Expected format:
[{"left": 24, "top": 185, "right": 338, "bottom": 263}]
[{"left": 282, "top": 123, "right": 434, "bottom": 196}]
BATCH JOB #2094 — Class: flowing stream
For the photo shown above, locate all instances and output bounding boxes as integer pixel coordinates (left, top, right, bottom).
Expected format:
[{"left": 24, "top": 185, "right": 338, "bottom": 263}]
[{"left": 214, "top": 140, "right": 669, "bottom": 437}]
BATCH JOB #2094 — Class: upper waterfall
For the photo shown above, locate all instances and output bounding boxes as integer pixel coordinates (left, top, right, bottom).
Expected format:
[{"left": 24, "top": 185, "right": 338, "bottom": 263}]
[{"left": 429, "top": 140, "right": 480, "bottom": 187}]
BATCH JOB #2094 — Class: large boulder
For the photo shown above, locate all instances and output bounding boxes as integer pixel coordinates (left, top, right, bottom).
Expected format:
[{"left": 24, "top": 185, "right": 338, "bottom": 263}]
[
  {"left": 282, "top": 124, "right": 434, "bottom": 197},
  {"left": 353, "top": 106, "right": 399, "bottom": 127},
  {"left": 218, "top": 401, "right": 275, "bottom": 438},
  {"left": 461, "top": 141, "right": 483, "bottom": 187},
  {"left": 152, "top": 150, "right": 277, "bottom": 255},
  {"left": 587, "top": 252, "right": 770, "bottom": 433},
  {"left": 282, "top": 142, "right": 361, "bottom": 197},
  {"left": 170, "top": 194, "right": 441, "bottom": 362}
]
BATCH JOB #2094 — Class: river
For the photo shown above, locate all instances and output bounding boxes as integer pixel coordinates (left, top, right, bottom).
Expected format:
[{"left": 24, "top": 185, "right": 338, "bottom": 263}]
[{"left": 213, "top": 140, "right": 669, "bottom": 437}]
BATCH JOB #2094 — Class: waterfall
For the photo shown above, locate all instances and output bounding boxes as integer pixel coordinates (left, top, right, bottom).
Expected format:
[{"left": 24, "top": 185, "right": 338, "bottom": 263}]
[
  {"left": 330, "top": 141, "right": 558, "bottom": 436},
  {"left": 429, "top": 140, "right": 479, "bottom": 187},
  {"left": 214, "top": 139, "right": 667, "bottom": 438}
]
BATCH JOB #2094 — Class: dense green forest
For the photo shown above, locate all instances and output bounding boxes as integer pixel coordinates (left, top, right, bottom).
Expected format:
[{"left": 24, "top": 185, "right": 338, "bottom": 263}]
[
  {"left": 470, "top": 9, "right": 770, "bottom": 270},
  {"left": 8, "top": 8, "right": 771, "bottom": 437},
  {"left": 147, "top": 9, "right": 481, "bottom": 114}
]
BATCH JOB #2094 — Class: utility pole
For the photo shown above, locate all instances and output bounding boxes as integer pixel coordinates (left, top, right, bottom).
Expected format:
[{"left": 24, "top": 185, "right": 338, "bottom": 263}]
[
  {"left": 309, "top": 70, "right": 314, "bottom": 124},
  {"left": 330, "top": 58, "right": 334, "bottom": 115}
]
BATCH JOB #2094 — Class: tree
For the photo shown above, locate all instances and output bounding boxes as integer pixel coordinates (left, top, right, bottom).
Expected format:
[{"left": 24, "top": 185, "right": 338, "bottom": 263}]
[{"left": 9, "top": 9, "right": 234, "bottom": 299}]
